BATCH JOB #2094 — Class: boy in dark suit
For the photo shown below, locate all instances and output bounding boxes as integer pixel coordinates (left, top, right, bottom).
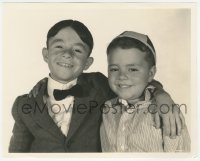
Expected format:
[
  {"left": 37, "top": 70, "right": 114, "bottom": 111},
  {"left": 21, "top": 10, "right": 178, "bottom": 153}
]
[{"left": 9, "top": 20, "right": 185, "bottom": 152}]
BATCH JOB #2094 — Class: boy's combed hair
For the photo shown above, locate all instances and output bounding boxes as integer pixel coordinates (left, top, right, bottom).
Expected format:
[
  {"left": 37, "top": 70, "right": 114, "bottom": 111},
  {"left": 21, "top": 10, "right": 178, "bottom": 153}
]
[
  {"left": 46, "top": 20, "right": 94, "bottom": 56},
  {"left": 107, "top": 37, "right": 155, "bottom": 67}
]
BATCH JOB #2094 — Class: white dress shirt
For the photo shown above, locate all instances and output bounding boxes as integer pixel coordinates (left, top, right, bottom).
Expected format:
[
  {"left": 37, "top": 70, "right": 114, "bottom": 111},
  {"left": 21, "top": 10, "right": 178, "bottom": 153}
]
[{"left": 47, "top": 75, "right": 77, "bottom": 137}]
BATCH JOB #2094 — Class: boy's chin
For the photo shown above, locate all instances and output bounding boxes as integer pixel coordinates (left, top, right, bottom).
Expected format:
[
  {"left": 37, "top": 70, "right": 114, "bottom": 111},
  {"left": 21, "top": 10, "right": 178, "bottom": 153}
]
[
  {"left": 118, "top": 95, "right": 132, "bottom": 100},
  {"left": 59, "top": 78, "right": 76, "bottom": 83},
  {"left": 118, "top": 94, "right": 138, "bottom": 101},
  {"left": 51, "top": 73, "right": 78, "bottom": 83},
  {"left": 52, "top": 76, "right": 75, "bottom": 84}
]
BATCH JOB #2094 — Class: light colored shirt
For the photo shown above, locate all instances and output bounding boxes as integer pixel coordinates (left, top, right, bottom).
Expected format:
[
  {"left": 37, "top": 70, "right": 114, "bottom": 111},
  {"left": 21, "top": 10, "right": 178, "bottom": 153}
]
[
  {"left": 47, "top": 75, "right": 77, "bottom": 137},
  {"left": 100, "top": 86, "right": 191, "bottom": 152}
]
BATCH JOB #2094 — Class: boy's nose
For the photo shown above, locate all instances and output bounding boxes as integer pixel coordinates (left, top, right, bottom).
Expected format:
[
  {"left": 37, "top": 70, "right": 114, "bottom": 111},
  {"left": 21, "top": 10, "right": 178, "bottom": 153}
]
[
  {"left": 118, "top": 71, "right": 128, "bottom": 80},
  {"left": 62, "top": 50, "right": 73, "bottom": 59}
]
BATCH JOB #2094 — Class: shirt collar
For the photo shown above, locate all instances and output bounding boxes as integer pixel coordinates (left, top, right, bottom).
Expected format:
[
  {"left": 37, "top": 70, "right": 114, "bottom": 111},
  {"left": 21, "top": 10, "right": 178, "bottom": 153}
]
[
  {"left": 118, "top": 85, "right": 155, "bottom": 107},
  {"left": 47, "top": 75, "right": 77, "bottom": 99}
]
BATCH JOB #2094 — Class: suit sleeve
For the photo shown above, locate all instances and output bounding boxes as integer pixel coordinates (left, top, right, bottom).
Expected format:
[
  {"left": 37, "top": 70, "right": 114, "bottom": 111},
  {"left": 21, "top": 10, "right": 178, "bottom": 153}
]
[
  {"left": 149, "top": 79, "right": 174, "bottom": 101},
  {"left": 9, "top": 97, "right": 34, "bottom": 152},
  {"left": 149, "top": 79, "right": 163, "bottom": 89}
]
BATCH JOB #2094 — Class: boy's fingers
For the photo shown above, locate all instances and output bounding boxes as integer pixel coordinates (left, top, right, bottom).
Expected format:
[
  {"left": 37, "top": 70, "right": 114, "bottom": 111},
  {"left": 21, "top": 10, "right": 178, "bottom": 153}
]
[
  {"left": 33, "top": 85, "right": 39, "bottom": 98},
  {"left": 42, "top": 78, "right": 47, "bottom": 82},
  {"left": 169, "top": 115, "right": 176, "bottom": 139},
  {"left": 28, "top": 90, "right": 33, "bottom": 98},
  {"left": 175, "top": 113, "right": 182, "bottom": 136},
  {"left": 154, "top": 112, "right": 160, "bottom": 129},
  {"left": 28, "top": 85, "right": 38, "bottom": 98},
  {"left": 43, "top": 95, "right": 47, "bottom": 104},
  {"left": 28, "top": 78, "right": 47, "bottom": 98},
  {"left": 35, "top": 78, "right": 47, "bottom": 97},
  {"left": 162, "top": 116, "right": 170, "bottom": 137},
  {"left": 179, "top": 111, "right": 186, "bottom": 129},
  {"left": 172, "top": 104, "right": 182, "bottom": 135}
]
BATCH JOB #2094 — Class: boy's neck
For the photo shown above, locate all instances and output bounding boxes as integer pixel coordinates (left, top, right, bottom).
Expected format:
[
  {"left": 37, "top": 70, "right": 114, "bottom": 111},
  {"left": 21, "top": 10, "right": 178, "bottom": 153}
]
[
  {"left": 49, "top": 74, "right": 76, "bottom": 84},
  {"left": 122, "top": 94, "right": 145, "bottom": 106},
  {"left": 127, "top": 98, "right": 142, "bottom": 105},
  {"left": 48, "top": 74, "right": 77, "bottom": 93}
]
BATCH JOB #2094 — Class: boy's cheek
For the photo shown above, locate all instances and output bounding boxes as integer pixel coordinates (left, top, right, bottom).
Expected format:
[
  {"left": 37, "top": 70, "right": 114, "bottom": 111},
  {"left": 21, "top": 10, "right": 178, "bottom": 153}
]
[
  {"left": 108, "top": 77, "right": 115, "bottom": 84},
  {"left": 108, "top": 73, "right": 117, "bottom": 79}
]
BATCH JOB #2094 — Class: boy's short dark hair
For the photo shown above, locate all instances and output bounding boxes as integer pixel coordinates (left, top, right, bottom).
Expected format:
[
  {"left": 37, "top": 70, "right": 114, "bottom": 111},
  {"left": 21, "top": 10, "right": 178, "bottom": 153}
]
[
  {"left": 46, "top": 20, "right": 94, "bottom": 56},
  {"left": 106, "top": 37, "right": 156, "bottom": 67}
]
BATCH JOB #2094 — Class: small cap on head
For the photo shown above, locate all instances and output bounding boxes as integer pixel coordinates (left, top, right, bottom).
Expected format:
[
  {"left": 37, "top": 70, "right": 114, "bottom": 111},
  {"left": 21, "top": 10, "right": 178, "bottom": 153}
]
[{"left": 116, "top": 31, "right": 156, "bottom": 63}]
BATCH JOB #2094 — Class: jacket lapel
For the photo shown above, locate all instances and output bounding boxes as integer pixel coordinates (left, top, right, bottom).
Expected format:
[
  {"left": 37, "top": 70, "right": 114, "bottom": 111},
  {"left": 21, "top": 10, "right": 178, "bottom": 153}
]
[
  {"left": 66, "top": 74, "right": 93, "bottom": 140},
  {"left": 31, "top": 74, "right": 95, "bottom": 142},
  {"left": 31, "top": 79, "right": 65, "bottom": 141}
]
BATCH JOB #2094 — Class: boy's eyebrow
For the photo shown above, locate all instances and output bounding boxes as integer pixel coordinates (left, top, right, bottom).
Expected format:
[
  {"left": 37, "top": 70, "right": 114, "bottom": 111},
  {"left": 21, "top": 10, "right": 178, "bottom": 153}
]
[
  {"left": 108, "top": 64, "right": 118, "bottom": 67},
  {"left": 49, "top": 39, "right": 64, "bottom": 45},
  {"left": 73, "top": 43, "right": 88, "bottom": 50},
  {"left": 127, "top": 64, "right": 139, "bottom": 67},
  {"left": 49, "top": 39, "right": 88, "bottom": 50},
  {"left": 108, "top": 64, "right": 138, "bottom": 66}
]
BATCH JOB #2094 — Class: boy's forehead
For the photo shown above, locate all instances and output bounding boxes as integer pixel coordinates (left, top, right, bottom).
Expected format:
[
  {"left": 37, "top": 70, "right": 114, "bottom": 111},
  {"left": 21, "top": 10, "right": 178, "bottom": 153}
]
[
  {"left": 48, "top": 27, "right": 90, "bottom": 50},
  {"left": 108, "top": 47, "right": 146, "bottom": 58},
  {"left": 107, "top": 47, "right": 147, "bottom": 65},
  {"left": 49, "top": 37, "right": 86, "bottom": 47},
  {"left": 49, "top": 27, "right": 81, "bottom": 43}
]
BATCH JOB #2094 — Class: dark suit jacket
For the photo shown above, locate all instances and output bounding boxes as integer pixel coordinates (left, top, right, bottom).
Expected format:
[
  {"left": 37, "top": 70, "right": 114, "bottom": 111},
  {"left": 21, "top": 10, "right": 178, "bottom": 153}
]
[{"left": 9, "top": 72, "right": 115, "bottom": 152}]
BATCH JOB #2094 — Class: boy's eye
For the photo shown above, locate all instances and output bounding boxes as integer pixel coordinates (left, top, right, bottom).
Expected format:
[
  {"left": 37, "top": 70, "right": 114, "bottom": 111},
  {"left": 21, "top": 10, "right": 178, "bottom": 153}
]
[
  {"left": 129, "top": 68, "right": 138, "bottom": 72},
  {"left": 55, "top": 45, "right": 63, "bottom": 49},
  {"left": 109, "top": 68, "right": 119, "bottom": 72},
  {"left": 72, "top": 47, "right": 84, "bottom": 54},
  {"left": 74, "top": 49, "right": 82, "bottom": 53}
]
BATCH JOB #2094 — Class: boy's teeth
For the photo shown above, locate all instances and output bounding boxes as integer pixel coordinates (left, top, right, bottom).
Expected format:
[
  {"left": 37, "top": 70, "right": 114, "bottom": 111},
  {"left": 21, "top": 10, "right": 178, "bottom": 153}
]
[
  {"left": 57, "top": 62, "right": 72, "bottom": 68},
  {"left": 119, "top": 85, "right": 130, "bottom": 88}
]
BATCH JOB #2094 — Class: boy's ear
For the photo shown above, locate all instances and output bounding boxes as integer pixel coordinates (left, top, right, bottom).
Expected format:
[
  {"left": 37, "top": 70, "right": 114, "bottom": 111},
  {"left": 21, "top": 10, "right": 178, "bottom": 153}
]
[
  {"left": 148, "top": 66, "right": 156, "bottom": 82},
  {"left": 84, "top": 57, "right": 94, "bottom": 70},
  {"left": 42, "top": 48, "right": 49, "bottom": 63}
]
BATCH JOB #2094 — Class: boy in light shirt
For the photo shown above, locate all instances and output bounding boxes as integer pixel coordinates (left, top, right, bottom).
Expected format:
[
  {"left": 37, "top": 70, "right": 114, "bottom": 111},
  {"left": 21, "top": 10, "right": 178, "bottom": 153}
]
[{"left": 100, "top": 31, "right": 190, "bottom": 152}]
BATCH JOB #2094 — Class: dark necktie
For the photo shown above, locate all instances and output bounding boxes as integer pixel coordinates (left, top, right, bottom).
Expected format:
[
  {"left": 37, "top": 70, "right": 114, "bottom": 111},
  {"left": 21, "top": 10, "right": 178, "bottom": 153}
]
[{"left": 53, "top": 84, "right": 83, "bottom": 101}]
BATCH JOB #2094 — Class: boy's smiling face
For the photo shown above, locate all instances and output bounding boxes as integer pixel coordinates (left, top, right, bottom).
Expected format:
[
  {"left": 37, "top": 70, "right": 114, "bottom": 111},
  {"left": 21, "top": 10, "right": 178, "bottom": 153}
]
[
  {"left": 42, "top": 27, "right": 93, "bottom": 83},
  {"left": 107, "top": 47, "right": 156, "bottom": 102}
]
